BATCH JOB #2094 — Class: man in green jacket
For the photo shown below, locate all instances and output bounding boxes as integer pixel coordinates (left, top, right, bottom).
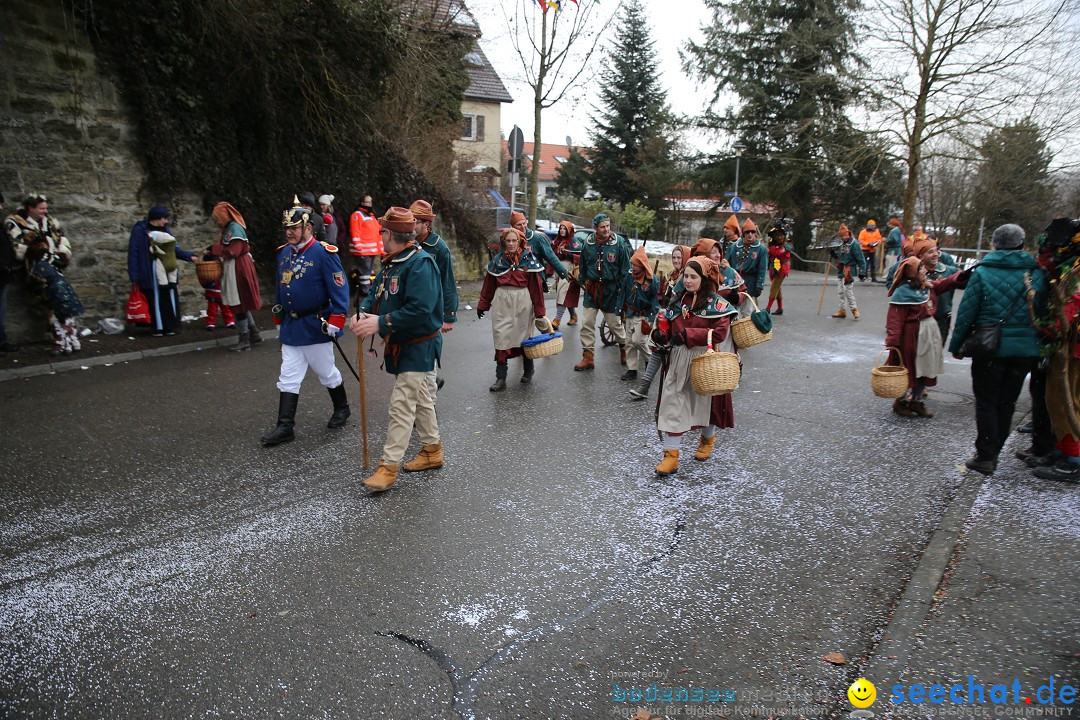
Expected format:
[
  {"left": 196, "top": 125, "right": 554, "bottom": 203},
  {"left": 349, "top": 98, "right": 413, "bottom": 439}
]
[
  {"left": 351, "top": 207, "right": 444, "bottom": 492},
  {"left": 949, "top": 224, "right": 1047, "bottom": 475},
  {"left": 573, "top": 213, "right": 630, "bottom": 370},
  {"left": 410, "top": 199, "right": 457, "bottom": 403}
]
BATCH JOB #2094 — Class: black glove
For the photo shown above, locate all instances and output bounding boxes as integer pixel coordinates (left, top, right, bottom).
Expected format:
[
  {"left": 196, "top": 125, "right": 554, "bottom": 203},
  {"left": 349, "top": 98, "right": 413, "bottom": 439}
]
[
  {"left": 650, "top": 328, "right": 667, "bottom": 345},
  {"left": 956, "top": 267, "right": 973, "bottom": 284},
  {"left": 477, "top": 308, "right": 486, "bottom": 320}
]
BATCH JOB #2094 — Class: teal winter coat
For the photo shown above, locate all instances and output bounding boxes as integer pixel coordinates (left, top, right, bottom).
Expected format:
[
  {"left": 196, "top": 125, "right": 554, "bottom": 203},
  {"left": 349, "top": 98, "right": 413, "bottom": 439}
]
[{"left": 948, "top": 250, "right": 1046, "bottom": 358}]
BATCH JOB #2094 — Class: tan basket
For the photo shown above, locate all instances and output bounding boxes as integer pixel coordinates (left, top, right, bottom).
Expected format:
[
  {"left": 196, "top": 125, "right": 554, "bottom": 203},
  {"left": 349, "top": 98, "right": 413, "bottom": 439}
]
[
  {"left": 523, "top": 317, "right": 564, "bottom": 359},
  {"left": 690, "top": 329, "right": 741, "bottom": 396},
  {"left": 871, "top": 346, "right": 909, "bottom": 398},
  {"left": 730, "top": 295, "right": 773, "bottom": 349},
  {"left": 195, "top": 260, "right": 223, "bottom": 283}
]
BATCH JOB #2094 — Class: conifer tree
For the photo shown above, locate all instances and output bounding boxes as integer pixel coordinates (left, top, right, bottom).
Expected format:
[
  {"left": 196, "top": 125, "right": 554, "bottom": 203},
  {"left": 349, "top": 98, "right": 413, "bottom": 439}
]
[
  {"left": 685, "top": 0, "right": 891, "bottom": 251},
  {"left": 587, "top": 0, "right": 673, "bottom": 212}
]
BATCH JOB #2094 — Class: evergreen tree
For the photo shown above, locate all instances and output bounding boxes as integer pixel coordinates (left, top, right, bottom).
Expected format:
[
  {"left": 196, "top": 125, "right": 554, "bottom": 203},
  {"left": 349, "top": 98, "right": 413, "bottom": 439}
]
[
  {"left": 967, "top": 119, "right": 1055, "bottom": 243},
  {"left": 685, "top": 0, "right": 882, "bottom": 254},
  {"left": 555, "top": 147, "right": 592, "bottom": 198},
  {"left": 587, "top": 0, "right": 673, "bottom": 212}
]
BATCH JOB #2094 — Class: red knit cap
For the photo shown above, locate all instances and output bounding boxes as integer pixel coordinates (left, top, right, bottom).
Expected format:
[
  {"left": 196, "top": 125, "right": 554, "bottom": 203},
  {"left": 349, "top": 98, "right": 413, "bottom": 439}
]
[
  {"left": 510, "top": 210, "right": 527, "bottom": 226},
  {"left": 630, "top": 246, "right": 653, "bottom": 279}
]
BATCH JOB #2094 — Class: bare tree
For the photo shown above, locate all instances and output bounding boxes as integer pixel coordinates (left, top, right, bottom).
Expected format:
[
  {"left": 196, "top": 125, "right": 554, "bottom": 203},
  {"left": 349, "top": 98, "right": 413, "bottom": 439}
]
[
  {"left": 868, "top": 0, "right": 1072, "bottom": 234},
  {"left": 502, "top": 0, "right": 612, "bottom": 223}
]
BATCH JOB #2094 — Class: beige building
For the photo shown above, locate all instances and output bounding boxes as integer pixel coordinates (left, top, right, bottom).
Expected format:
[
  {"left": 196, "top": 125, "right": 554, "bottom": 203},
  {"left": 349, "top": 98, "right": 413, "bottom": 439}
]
[{"left": 454, "top": 43, "right": 513, "bottom": 195}]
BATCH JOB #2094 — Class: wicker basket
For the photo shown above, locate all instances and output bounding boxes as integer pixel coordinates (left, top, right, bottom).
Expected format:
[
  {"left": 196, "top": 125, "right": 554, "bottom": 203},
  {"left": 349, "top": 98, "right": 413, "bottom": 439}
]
[
  {"left": 195, "top": 260, "right": 223, "bottom": 283},
  {"left": 871, "top": 346, "right": 909, "bottom": 398},
  {"left": 523, "top": 317, "right": 564, "bottom": 359},
  {"left": 731, "top": 295, "right": 773, "bottom": 349},
  {"left": 690, "top": 329, "right": 741, "bottom": 396}
]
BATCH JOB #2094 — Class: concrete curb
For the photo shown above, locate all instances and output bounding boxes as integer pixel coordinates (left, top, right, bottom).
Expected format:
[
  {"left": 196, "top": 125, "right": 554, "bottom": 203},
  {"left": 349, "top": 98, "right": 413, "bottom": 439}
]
[
  {"left": 863, "top": 474, "right": 983, "bottom": 681},
  {"left": 861, "top": 412, "right": 1027, "bottom": 683},
  {"left": 0, "top": 330, "right": 279, "bottom": 383}
]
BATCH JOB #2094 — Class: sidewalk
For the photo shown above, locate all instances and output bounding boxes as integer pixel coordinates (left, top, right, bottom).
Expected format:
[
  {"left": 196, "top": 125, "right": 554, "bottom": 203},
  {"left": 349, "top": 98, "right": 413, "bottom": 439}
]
[{"left": 0, "top": 280, "right": 486, "bottom": 382}]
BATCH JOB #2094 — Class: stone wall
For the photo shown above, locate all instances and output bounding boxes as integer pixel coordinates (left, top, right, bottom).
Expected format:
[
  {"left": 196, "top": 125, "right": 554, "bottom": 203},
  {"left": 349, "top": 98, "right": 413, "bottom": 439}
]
[{"left": 0, "top": 0, "right": 213, "bottom": 344}]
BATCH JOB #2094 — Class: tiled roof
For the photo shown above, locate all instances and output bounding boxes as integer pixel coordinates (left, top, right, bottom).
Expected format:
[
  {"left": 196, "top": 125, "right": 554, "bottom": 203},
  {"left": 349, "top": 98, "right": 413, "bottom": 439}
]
[
  {"left": 410, "top": 0, "right": 481, "bottom": 35},
  {"left": 464, "top": 45, "right": 513, "bottom": 103},
  {"left": 500, "top": 140, "right": 590, "bottom": 181}
]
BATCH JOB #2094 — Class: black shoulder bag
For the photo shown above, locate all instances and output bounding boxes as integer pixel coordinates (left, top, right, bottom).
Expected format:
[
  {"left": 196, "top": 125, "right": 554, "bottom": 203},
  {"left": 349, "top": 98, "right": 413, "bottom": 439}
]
[{"left": 957, "top": 272, "right": 1031, "bottom": 358}]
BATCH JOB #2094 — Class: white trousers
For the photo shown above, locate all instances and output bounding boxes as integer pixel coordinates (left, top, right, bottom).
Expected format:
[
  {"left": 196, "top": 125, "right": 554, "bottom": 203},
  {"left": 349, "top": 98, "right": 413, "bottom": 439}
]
[{"left": 277, "top": 343, "right": 343, "bottom": 394}]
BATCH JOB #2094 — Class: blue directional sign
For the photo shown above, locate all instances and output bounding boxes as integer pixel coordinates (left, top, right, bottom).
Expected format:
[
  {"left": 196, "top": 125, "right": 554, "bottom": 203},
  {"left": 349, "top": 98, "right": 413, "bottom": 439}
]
[{"left": 730, "top": 196, "right": 743, "bottom": 213}]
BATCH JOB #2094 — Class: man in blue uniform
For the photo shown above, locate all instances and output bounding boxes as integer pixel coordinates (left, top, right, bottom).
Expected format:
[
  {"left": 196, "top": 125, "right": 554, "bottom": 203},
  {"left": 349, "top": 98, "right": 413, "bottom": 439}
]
[
  {"left": 260, "top": 201, "right": 351, "bottom": 446},
  {"left": 409, "top": 199, "right": 457, "bottom": 402},
  {"left": 350, "top": 207, "right": 444, "bottom": 492}
]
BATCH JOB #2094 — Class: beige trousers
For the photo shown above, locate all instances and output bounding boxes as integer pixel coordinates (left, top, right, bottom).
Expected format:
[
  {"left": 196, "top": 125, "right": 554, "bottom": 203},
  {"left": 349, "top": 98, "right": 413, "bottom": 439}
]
[
  {"left": 837, "top": 280, "right": 857, "bottom": 311},
  {"left": 382, "top": 371, "right": 439, "bottom": 464},
  {"left": 625, "top": 317, "right": 651, "bottom": 371},
  {"left": 580, "top": 306, "right": 626, "bottom": 353}
]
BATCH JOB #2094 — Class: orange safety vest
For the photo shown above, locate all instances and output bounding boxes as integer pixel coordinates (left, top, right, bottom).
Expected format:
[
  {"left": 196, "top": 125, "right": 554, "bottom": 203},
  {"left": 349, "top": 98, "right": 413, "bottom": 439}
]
[{"left": 349, "top": 208, "right": 383, "bottom": 256}]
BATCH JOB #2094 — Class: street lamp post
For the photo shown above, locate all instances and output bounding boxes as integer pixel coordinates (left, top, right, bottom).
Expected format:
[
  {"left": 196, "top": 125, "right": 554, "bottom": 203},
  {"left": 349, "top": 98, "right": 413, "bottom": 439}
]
[{"left": 732, "top": 142, "right": 746, "bottom": 201}]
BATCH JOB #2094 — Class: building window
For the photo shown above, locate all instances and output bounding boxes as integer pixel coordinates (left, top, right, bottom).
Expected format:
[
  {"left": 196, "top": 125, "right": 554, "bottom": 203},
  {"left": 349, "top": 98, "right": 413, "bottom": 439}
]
[{"left": 461, "top": 113, "right": 485, "bottom": 141}]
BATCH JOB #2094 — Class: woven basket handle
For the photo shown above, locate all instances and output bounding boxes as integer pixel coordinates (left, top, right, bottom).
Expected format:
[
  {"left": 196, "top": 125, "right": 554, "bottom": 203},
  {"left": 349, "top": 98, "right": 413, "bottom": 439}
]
[
  {"left": 706, "top": 328, "right": 714, "bottom": 352},
  {"left": 875, "top": 346, "right": 902, "bottom": 368}
]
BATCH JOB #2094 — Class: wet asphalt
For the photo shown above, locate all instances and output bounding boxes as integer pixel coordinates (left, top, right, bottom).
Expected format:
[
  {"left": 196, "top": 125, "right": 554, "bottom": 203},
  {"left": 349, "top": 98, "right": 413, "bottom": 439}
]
[{"left": 1, "top": 272, "right": 1077, "bottom": 719}]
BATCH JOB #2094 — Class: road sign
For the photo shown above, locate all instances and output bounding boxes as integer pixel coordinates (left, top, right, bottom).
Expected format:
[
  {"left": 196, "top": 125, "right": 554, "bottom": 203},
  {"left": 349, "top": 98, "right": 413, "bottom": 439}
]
[
  {"left": 730, "top": 196, "right": 743, "bottom": 213},
  {"left": 723, "top": 191, "right": 736, "bottom": 197},
  {"left": 509, "top": 126, "right": 524, "bottom": 162}
]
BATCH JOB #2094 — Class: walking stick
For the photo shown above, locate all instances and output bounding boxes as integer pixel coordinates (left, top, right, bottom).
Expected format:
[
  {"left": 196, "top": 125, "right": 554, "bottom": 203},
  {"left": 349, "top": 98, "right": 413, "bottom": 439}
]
[
  {"left": 354, "top": 289, "right": 370, "bottom": 470},
  {"left": 817, "top": 256, "right": 831, "bottom": 316}
]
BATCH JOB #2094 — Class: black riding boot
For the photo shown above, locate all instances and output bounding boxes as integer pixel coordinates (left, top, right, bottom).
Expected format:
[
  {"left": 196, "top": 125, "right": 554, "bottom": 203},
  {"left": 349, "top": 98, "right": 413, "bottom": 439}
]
[
  {"left": 261, "top": 392, "right": 299, "bottom": 446},
  {"left": 489, "top": 362, "right": 507, "bottom": 392},
  {"left": 521, "top": 356, "right": 535, "bottom": 383},
  {"left": 327, "top": 384, "right": 350, "bottom": 428}
]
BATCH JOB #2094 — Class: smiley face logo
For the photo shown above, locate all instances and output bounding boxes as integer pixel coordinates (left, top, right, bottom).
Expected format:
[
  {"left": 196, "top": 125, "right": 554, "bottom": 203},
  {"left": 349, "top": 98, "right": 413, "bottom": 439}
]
[{"left": 848, "top": 678, "right": 876, "bottom": 708}]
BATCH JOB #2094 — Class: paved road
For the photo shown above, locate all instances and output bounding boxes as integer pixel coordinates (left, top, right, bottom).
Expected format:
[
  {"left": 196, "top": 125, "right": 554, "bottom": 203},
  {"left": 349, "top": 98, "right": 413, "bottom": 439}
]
[{"left": 1, "top": 272, "right": 1076, "bottom": 719}]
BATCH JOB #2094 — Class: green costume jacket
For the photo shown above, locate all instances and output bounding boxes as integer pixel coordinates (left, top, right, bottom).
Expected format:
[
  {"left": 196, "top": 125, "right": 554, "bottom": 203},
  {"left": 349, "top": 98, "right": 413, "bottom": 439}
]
[
  {"left": 575, "top": 232, "right": 631, "bottom": 313},
  {"left": 419, "top": 230, "right": 459, "bottom": 325},
  {"left": 360, "top": 245, "right": 443, "bottom": 374}
]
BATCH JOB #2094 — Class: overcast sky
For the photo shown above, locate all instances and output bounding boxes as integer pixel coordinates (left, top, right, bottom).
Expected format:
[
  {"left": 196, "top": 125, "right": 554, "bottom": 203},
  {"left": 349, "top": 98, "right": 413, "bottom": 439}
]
[{"left": 465, "top": 0, "right": 722, "bottom": 152}]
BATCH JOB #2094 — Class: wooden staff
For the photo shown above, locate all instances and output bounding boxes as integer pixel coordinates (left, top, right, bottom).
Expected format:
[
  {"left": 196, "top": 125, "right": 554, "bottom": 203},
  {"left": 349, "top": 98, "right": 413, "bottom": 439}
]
[
  {"left": 353, "top": 288, "right": 370, "bottom": 470},
  {"left": 817, "top": 254, "right": 832, "bottom": 315}
]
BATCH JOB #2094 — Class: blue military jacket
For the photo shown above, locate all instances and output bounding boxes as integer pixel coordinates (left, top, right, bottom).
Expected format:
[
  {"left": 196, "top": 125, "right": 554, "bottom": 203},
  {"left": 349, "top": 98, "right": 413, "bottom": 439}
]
[
  {"left": 274, "top": 238, "right": 349, "bottom": 346},
  {"left": 360, "top": 245, "right": 443, "bottom": 374}
]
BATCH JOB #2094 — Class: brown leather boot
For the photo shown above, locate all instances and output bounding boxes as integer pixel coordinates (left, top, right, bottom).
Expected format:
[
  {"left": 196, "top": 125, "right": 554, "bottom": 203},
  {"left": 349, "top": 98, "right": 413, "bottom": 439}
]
[
  {"left": 852, "top": 308, "right": 860, "bottom": 320},
  {"left": 655, "top": 449, "right": 679, "bottom": 476},
  {"left": 567, "top": 314, "right": 578, "bottom": 325},
  {"left": 831, "top": 309, "right": 847, "bottom": 318},
  {"left": 363, "top": 463, "right": 400, "bottom": 492},
  {"left": 551, "top": 318, "right": 561, "bottom": 330},
  {"left": 892, "top": 398, "right": 917, "bottom": 417},
  {"left": 908, "top": 400, "right": 934, "bottom": 418},
  {"left": 694, "top": 435, "right": 715, "bottom": 461},
  {"left": 619, "top": 345, "right": 627, "bottom": 365},
  {"left": 403, "top": 442, "right": 443, "bottom": 472},
  {"left": 574, "top": 350, "right": 595, "bottom": 371}
]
